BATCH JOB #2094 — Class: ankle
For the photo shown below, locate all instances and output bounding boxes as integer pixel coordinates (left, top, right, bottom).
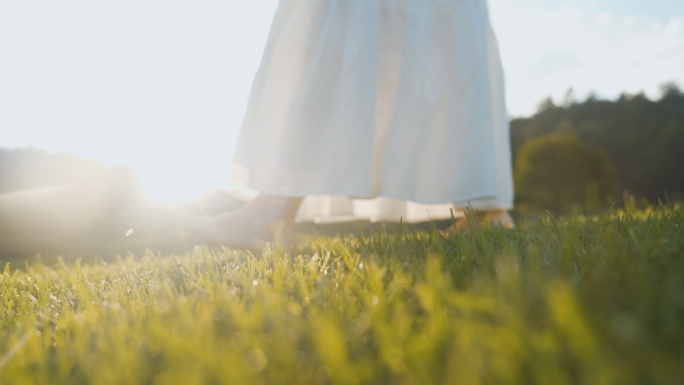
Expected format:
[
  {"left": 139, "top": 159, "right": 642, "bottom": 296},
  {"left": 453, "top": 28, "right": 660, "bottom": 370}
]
[{"left": 250, "top": 195, "right": 302, "bottom": 224}]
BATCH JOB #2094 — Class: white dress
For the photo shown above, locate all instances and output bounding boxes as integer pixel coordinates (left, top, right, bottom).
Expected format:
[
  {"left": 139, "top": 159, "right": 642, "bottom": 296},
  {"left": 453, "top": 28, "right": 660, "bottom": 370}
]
[{"left": 231, "top": 0, "right": 513, "bottom": 223}]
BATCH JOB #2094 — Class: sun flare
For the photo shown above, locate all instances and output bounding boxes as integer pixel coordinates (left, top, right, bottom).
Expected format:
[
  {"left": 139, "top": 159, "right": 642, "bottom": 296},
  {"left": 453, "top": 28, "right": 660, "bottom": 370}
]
[{"left": 138, "top": 169, "right": 229, "bottom": 203}]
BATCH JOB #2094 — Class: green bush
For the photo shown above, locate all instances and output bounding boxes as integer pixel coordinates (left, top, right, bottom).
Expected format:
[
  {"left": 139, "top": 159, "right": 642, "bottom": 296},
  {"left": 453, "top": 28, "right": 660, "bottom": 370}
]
[{"left": 514, "top": 134, "right": 616, "bottom": 214}]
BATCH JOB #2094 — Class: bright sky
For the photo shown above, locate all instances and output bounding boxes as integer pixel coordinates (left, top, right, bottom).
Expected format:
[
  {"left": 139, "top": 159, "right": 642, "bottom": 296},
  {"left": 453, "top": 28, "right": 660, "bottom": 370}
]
[{"left": 1, "top": 1, "right": 683, "bottom": 201}]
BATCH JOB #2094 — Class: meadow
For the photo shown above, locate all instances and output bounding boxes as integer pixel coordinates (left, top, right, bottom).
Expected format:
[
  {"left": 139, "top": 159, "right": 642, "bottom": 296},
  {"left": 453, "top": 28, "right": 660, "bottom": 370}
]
[{"left": 0, "top": 205, "right": 682, "bottom": 384}]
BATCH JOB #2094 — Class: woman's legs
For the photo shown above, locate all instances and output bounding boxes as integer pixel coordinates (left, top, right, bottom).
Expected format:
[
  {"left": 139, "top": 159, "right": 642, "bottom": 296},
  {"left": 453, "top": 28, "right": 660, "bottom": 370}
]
[
  {"left": 189, "top": 195, "right": 514, "bottom": 248},
  {"left": 188, "top": 195, "right": 303, "bottom": 249},
  {"left": 451, "top": 209, "right": 515, "bottom": 232},
  {"left": 483, "top": 210, "right": 515, "bottom": 229}
]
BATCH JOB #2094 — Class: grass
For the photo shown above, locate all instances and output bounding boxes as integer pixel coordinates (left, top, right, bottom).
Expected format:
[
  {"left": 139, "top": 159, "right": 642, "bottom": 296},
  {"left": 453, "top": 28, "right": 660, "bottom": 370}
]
[{"left": 0, "top": 206, "right": 683, "bottom": 384}]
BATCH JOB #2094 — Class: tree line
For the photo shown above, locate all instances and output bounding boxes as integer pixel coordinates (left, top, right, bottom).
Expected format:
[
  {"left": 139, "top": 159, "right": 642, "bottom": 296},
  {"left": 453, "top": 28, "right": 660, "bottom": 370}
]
[{"left": 511, "top": 83, "right": 684, "bottom": 214}]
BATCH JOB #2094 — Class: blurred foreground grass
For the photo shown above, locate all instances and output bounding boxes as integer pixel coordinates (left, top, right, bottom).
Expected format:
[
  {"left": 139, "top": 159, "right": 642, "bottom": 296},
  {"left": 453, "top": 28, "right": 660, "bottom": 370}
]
[{"left": 1, "top": 206, "right": 683, "bottom": 384}]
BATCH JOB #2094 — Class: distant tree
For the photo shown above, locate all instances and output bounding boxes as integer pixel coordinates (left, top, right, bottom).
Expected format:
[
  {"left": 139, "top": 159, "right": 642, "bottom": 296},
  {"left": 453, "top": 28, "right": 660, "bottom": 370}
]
[
  {"left": 514, "top": 135, "right": 616, "bottom": 214},
  {"left": 562, "top": 87, "right": 575, "bottom": 108},
  {"left": 555, "top": 119, "right": 575, "bottom": 135},
  {"left": 660, "top": 82, "right": 681, "bottom": 98},
  {"left": 537, "top": 97, "right": 556, "bottom": 113}
]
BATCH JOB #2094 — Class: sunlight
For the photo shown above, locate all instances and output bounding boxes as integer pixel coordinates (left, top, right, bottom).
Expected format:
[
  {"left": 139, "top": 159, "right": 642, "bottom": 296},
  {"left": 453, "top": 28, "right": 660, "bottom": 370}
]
[
  {"left": 140, "top": 176, "right": 220, "bottom": 203},
  {"left": 138, "top": 167, "right": 229, "bottom": 203}
]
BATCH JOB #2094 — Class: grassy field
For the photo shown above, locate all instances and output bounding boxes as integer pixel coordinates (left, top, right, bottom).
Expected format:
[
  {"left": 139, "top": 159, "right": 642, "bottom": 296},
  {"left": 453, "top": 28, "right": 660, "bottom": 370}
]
[{"left": 0, "top": 206, "right": 683, "bottom": 384}]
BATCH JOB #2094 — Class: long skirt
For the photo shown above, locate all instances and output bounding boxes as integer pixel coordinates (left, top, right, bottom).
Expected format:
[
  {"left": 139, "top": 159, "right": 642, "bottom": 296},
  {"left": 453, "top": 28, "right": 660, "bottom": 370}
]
[{"left": 231, "top": 0, "right": 513, "bottom": 223}]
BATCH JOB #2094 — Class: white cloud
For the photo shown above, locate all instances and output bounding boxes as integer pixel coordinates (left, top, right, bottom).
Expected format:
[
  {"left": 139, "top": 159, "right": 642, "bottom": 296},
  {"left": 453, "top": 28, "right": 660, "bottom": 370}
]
[
  {"left": 664, "top": 17, "right": 683, "bottom": 37},
  {"left": 597, "top": 12, "right": 614, "bottom": 24},
  {"left": 489, "top": 2, "right": 684, "bottom": 116}
]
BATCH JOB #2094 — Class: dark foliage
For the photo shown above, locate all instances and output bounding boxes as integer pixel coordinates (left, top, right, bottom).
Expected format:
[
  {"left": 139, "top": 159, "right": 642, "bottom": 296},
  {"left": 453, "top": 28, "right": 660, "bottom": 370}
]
[
  {"left": 511, "top": 83, "right": 684, "bottom": 209},
  {"left": 0, "top": 148, "right": 146, "bottom": 259}
]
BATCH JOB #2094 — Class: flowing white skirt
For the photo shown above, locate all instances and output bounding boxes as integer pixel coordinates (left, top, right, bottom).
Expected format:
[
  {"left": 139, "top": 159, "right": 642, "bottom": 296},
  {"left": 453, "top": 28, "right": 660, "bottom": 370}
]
[{"left": 231, "top": 0, "right": 513, "bottom": 223}]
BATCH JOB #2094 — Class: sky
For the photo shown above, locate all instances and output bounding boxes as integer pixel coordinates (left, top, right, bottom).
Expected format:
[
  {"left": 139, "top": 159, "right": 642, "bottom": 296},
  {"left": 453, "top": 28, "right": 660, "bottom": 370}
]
[{"left": 1, "top": 0, "right": 683, "bottom": 201}]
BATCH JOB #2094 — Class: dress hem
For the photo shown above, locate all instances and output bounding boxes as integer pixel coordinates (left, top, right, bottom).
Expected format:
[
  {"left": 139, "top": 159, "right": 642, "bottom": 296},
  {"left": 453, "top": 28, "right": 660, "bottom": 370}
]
[{"left": 242, "top": 184, "right": 510, "bottom": 210}]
